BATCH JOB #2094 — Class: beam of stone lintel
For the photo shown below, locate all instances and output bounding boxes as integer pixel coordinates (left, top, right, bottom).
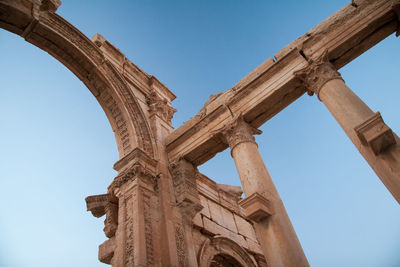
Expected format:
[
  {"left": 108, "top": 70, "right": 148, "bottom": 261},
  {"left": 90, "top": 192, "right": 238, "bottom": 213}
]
[{"left": 166, "top": 0, "right": 398, "bottom": 166}]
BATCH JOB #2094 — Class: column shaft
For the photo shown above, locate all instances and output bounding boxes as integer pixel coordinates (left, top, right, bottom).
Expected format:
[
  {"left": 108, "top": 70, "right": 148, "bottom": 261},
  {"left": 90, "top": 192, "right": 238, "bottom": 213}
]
[
  {"left": 221, "top": 115, "right": 309, "bottom": 266},
  {"left": 319, "top": 79, "right": 400, "bottom": 204},
  {"left": 232, "top": 141, "right": 309, "bottom": 267}
]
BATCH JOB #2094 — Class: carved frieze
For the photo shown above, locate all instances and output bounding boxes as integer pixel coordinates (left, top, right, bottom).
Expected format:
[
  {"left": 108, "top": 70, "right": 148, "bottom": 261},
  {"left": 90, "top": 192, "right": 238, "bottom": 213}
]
[
  {"left": 295, "top": 50, "right": 343, "bottom": 99},
  {"left": 216, "top": 114, "right": 262, "bottom": 152},
  {"left": 175, "top": 224, "right": 187, "bottom": 267},
  {"left": 109, "top": 162, "right": 157, "bottom": 192}
]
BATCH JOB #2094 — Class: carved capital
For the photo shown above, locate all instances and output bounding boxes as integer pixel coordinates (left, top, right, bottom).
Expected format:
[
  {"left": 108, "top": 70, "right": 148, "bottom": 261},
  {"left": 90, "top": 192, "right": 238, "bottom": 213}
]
[
  {"left": 217, "top": 114, "right": 262, "bottom": 152},
  {"left": 147, "top": 89, "right": 177, "bottom": 125},
  {"left": 295, "top": 50, "right": 343, "bottom": 100},
  {"left": 109, "top": 162, "right": 157, "bottom": 192}
]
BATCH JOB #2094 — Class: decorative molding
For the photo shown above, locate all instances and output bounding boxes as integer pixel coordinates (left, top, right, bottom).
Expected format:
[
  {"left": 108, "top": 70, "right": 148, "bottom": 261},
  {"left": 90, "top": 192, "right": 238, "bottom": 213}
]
[
  {"left": 143, "top": 193, "right": 154, "bottom": 265},
  {"left": 216, "top": 114, "right": 262, "bottom": 152},
  {"left": 109, "top": 162, "right": 157, "bottom": 192},
  {"left": 354, "top": 112, "right": 396, "bottom": 155},
  {"left": 85, "top": 193, "right": 119, "bottom": 238},
  {"left": 175, "top": 224, "right": 187, "bottom": 267},
  {"left": 125, "top": 194, "right": 135, "bottom": 266},
  {"left": 239, "top": 192, "right": 273, "bottom": 222},
  {"left": 295, "top": 50, "right": 343, "bottom": 100},
  {"left": 85, "top": 193, "right": 110, "bottom": 218},
  {"left": 113, "top": 147, "right": 157, "bottom": 172},
  {"left": 104, "top": 61, "right": 155, "bottom": 157},
  {"left": 198, "top": 236, "right": 257, "bottom": 267},
  {"left": 147, "top": 89, "right": 177, "bottom": 125}
]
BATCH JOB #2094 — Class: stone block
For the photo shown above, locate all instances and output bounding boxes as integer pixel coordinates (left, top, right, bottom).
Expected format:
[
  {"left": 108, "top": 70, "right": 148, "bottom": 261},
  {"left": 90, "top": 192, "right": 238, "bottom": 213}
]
[
  {"left": 199, "top": 194, "right": 211, "bottom": 218},
  {"left": 202, "top": 217, "right": 247, "bottom": 249},
  {"left": 207, "top": 199, "right": 224, "bottom": 226},
  {"left": 192, "top": 212, "right": 203, "bottom": 229},
  {"left": 220, "top": 206, "right": 238, "bottom": 233},
  {"left": 234, "top": 214, "right": 258, "bottom": 242}
]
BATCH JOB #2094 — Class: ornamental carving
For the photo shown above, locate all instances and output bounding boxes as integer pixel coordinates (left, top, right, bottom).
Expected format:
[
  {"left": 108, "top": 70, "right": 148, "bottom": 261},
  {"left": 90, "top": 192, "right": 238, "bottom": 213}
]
[
  {"left": 147, "top": 89, "right": 177, "bottom": 125},
  {"left": 109, "top": 162, "right": 157, "bottom": 191},
  {"left": 217, "top": 114, "right": 262, "bottom": 151},
  {"left": 85, "top": 193, "right": 118, "bottom": 238},
  {"left": 295, "top": 50, "right": 343, "bottom": 99},
  {"left": 198, "top": 236, "right": 257, "bottom": 267},
  {"left": 169, "top": 159, "right": 203, "bottom": 221}
]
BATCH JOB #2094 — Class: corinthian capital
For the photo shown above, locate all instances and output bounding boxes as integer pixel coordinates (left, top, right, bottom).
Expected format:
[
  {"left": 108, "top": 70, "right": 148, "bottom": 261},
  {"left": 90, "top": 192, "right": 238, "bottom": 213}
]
[
  {"left": 295, "top": 50, "right": 343, "bottom": 100},
  {"left": 218, "top": 114, "right": 262, "bottom": 151}
]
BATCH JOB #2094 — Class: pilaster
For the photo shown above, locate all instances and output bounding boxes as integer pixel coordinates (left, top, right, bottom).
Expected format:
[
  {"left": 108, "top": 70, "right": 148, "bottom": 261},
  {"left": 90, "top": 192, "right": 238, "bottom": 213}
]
[{"left": 169, "top": 158, "right": 203, "bottom": 267}]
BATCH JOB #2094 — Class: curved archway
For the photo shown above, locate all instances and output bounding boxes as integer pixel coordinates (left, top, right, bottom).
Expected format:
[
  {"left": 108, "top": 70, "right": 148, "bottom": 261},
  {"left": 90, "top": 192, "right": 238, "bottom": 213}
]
[
  {"left": 0, "top": 0, "right": 155, "bottom": 159},
  {"left": 198, "top": 236, "right": 257, "bottom": 267}
]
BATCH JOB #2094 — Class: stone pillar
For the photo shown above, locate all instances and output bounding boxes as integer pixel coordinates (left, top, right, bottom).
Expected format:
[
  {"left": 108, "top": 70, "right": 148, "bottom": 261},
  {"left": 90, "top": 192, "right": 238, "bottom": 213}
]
[
  {"left": 169, "top": 158, "right": 203, "bottom": 267},
  {"left": 88, "top": 148, "right": 160, "bottom": 267},
  {"left": 296, "top": 51, "right": 400, "bottom": 204},
  {"left": 219, "top": 115, "right": 309, "bottom": 267}
]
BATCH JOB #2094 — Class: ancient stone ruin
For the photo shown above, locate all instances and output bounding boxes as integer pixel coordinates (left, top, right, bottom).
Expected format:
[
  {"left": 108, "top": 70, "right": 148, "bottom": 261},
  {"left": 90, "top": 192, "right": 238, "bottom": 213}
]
[{"left": 1, "top": 0, "right": 399, "bottom": 266}]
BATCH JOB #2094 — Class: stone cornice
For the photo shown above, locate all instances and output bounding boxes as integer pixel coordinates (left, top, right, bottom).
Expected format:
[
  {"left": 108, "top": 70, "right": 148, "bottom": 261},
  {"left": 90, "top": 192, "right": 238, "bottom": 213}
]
[
  {"left": 113, "top": 147, "right": 157, "bottom": 172},
  {"left": 295, "top": 50, "right": 343, "bottom": 100}
]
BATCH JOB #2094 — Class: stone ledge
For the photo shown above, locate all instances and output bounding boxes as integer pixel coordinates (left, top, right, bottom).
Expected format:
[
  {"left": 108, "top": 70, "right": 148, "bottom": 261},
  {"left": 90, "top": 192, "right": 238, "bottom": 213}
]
[
  {"left": 239, "top": 193, "right": 273, "bottom": 222},
  {"left": 354, "top": 112, "right": 396, "bottom": 155}
]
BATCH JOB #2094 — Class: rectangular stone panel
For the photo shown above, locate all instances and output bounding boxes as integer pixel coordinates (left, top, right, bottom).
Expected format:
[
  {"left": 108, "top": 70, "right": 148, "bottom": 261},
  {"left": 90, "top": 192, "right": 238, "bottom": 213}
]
[
  {"left": 234, "top": 214, "right": 258, "bottom": 242},
  {"left": 199, "top": 194, "right": 211, "bottom": 218}
]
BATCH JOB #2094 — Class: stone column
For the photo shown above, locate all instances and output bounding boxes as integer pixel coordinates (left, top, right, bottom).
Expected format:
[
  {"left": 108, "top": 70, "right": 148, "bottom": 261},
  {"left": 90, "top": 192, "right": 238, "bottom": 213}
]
[
  {"left": 296, "top": 51, "right": 400, "bottom": 204},
  {"left": 220, "top": 115, "right": 309, "bottom": 267}
]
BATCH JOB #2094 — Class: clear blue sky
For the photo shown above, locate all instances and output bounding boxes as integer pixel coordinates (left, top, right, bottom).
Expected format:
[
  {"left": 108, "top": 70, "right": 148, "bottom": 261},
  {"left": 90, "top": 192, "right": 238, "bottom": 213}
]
[{"left": 0, "top": 1, "right": 399, "bottom": 266}]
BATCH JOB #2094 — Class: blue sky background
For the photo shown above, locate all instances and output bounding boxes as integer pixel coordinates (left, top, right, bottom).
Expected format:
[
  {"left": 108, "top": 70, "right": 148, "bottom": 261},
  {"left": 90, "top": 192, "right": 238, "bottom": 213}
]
[{"left": 0, "top": 0, "right": 399, "bottom": 266}]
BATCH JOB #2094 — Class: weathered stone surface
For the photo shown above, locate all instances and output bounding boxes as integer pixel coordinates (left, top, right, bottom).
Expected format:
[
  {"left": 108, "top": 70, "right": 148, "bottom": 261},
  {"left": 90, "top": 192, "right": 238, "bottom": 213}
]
[{"left": 234, "top": 214, "right": 258, "bottom": 242}]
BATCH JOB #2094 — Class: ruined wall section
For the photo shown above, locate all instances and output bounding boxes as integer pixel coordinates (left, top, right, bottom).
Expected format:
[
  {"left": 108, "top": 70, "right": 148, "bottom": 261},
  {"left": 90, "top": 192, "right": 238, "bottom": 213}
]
[{"left": 193, "top": 174, "right": 266, "bottom": 265}]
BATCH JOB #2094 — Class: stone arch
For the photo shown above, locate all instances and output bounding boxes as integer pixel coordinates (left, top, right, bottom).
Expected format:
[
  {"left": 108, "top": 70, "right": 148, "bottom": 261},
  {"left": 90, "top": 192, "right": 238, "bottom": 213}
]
[
  {"left": 0, "top": 0, "right": 155, "bottom": 159},
  {"left": 198, "top": 236, "right": 257, "bottom": 267}
]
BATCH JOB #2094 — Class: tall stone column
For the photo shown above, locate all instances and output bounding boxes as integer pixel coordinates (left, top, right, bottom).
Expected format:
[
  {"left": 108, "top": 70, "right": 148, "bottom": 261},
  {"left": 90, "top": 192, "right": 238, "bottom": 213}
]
[
  {"left": 296, "top": 51, "right": 400, "bottom": 204},
  {"left": 219, "top": 115, "right": 309, "bottom": 267}
]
